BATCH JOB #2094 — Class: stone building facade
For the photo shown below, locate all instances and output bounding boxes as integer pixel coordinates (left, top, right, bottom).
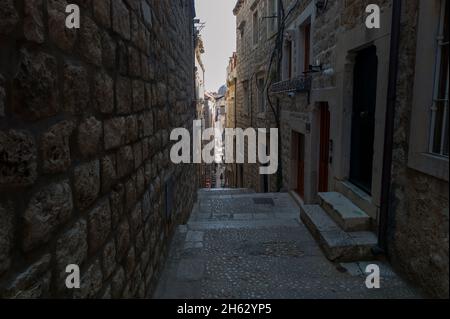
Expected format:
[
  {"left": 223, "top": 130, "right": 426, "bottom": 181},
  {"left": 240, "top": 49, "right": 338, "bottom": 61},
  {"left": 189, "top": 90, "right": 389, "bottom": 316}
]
[
  {"left": 234, "top": 0, "right": 448, "bottom": 298},
  {"left": 0, "top": 0, "right": 198, "bottom": 298},
  {"left": 225, "top": 52, "right": 238, "bottom": 187},
  {"left": 233, "top": 0, "right": 280, "bottom": 192}
]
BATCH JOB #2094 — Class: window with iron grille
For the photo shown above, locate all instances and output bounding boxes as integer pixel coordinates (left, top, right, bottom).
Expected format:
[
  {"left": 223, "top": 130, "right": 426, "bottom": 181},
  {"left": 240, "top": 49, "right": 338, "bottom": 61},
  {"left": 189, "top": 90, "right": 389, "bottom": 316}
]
[{"left": 430, "top": 0, "right": 449, "bottom": 157}]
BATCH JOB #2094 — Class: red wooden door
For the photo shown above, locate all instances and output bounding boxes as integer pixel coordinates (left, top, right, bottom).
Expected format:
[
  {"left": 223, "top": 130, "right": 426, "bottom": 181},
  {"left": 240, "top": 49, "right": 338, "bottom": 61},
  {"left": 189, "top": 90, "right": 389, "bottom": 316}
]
[{"left": 319, "top": 103, "right": 330, "bottom": 192}]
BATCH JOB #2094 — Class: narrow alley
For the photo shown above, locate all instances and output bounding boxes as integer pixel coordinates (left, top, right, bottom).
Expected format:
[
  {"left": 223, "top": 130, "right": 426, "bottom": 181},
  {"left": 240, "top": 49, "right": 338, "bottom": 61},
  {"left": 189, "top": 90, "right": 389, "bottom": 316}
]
[
  {"left": 155, "top": 189, "right": 420, "bottom": 299},
  {"left": 0, "top": 0, "right": 448, "bottom": 301}
]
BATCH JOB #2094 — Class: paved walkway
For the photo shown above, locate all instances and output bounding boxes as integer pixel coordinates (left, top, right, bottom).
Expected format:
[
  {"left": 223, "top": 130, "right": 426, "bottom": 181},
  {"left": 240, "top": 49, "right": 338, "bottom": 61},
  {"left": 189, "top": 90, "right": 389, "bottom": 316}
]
[{"left": 154, "top": 190, "right": 422, "bottom": 299}]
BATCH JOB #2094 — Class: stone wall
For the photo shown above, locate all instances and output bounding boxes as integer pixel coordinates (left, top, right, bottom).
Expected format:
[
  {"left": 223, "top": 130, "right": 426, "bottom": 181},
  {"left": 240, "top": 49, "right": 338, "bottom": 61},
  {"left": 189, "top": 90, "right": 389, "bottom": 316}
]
[
  {"left": 0, "top": 0, "right": 198, "bottom": 298},
  {"left": 389, "top": 0, "right": 449, "bottom": 298}
]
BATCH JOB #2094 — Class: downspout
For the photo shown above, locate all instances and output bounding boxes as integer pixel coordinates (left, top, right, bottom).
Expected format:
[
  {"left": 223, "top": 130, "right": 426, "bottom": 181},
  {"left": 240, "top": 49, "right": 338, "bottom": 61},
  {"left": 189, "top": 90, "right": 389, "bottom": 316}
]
[{"left": 378, "top": 0, "right": 402, "bottom": 254}]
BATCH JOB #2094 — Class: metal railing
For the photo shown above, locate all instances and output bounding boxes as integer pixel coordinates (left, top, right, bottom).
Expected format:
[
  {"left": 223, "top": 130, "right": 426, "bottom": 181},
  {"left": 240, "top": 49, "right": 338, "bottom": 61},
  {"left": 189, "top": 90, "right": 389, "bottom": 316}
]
[{"left": 270, "top": 75, "right": 312, "bottom": 94}]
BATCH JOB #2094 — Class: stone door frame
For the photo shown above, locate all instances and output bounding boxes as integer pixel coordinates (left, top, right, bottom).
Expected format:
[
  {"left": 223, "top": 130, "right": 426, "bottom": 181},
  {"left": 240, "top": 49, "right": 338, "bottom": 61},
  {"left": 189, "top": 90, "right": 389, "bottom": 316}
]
[{"left": 331, "top": 6, "right": 393, "bottom": 220}]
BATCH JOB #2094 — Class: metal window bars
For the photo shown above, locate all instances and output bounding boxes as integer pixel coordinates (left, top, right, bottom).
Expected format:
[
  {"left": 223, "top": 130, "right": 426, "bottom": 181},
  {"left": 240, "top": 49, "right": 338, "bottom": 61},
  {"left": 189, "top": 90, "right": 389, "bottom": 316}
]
[
  {"left": 430, "top": 0, "right": 449, "bottom": 157},
  {"left": 270, "top": 75, "right": 312, "bottom": 94}
]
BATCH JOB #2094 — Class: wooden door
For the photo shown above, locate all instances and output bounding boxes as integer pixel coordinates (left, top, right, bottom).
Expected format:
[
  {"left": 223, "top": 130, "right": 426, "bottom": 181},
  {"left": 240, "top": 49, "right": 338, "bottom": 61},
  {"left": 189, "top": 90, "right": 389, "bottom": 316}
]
[
  {"left": 350, "top": 46, "right": 378, "bottom": 194},
  {"left": 319, "top": 103, "right": 330, "bottom": 192},
  {"left": 296, "top": 134, "right": 305, "bottom": 199}
]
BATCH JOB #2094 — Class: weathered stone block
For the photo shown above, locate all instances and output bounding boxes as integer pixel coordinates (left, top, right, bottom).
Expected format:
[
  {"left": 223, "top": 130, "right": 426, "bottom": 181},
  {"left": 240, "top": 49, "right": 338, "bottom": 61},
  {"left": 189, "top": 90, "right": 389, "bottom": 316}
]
[
  {"left": 0, "top": 201, "right": 14, "bottom": 275},
  {"left": 141, "top": 1, "right": 153, "bottom": 29},
  {"left": 101, "top": 285, "right": 112, "bottom": 299},
  {"left": 23, "top": 181, "right": 73, "bottom": 250},
  {"left": 0, "top": 0, "right": 19, "bottom": 35},
  {"left": 101, "top": 30, "right": 117, "bottom": 70},
  {"left": 126, "top": 115, "right": 139, "bottom": 144},
  {"left": 142, "top": 190, "right": 152, "bottom": 222},
  {"left": 132, "top": 80, "right": 145, "bottom": 112},
  {"left": 125, "top": 176, "right": 137, "bottom": 212},
  {"left": 101, "top": 154, "right": 117, "bottom": 193},
  {"left": 117, "top": 40, "right": 129, "bottom": 75},
  {"left": 78, "top": 16, "right": 102, "bottom": 66},
  {"left": 41, "top": 121, "right": 75, "bottom": 174},
  {"left": 117, "top": 146, "right": 134, "bottom": 178},
  {"left": 111, "top": 266, "right": 126, "bottom": 298},
  {"left": 116, "top": 218, "right": 130, "bottom": 261},
  {"left": 2, "top": 254, "right": 51, "bottom": 299},
  {"left": 74, "top": 259, "right": 103, "bottom": 299},
  {"left": 129, "top": 202, "right": 142, "bottom": 236},
  {"left": 94, "top": 72, "right": 114, "bottom": 114},
  {"left": 136, "top": 167, "right": 145, "bottom": 196},
  {"left": 102, "top": 240, "right": 116, "bottom": 279},
  {"left": 78, "top": 117, "right": 103, "bottom": 158},
  {"left": 12, "top": 49, "right": 58, "bottom": 121},
  {"left": 63, "top": 62, "right": 90, "bottom": 114},
  {"left": 88, "top": 199, "right": 112, "bottom": 254},
  {"left": 124, "top": 247, "right": 136, "bottom": 279},
  {"left": 48, "top": 0, "right": 77, "bottom": 51},
  {"left": 110, "top": 183, "right": 124, "bottom": 228},
  {"left": 141, "top": 111, "right": 154, "bottom": 137},
  {"left": 0, "top": 130, "right": 37, "bottom": 187},
  {"left": 0, "top": 74, "right": 5, "bottom": 117},
  {"left": 24, "top": 0, "right": 44, "bottom": 43},
  {"left": 104, "top": 117, "right": 126, "bottom": 150},
  {"left": 112, "top": 0, "right": 131, "bottom": 40},
  {"left": 134, "top": 142, "right": 143, "bottom": 169},
  {"left": 116, "top": 76, "right": 132, "bottom": 115},
  {"left": 93, "top": 0, "right": 111, "bottom": 27},
  {"left": 135, "top": 229, "right": 145, "bottom": 255},
  {"left": 129, "top": 46, "right": 141, "bottom": 78},
  {"left": 73, "top": 161, "right": 101, "bottom": 211}
]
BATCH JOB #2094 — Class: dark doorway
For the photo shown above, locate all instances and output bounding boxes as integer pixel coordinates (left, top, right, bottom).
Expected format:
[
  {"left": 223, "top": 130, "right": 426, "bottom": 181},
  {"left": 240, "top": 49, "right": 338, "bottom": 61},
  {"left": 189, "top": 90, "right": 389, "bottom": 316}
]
[
  {"left": 319, "top": 103, "right": 330, "bottom": 192},
  {"left": 239, "top": 164, "right": 244, "bottom": 188},
  {"left": 296, "top": 133, "right": 305, "bottom": 199},
  {"left": 261, "top": 174, "right": 269, "bottom": 193},
  {"left": 350, "top": 46, "right": 378, "bottom": 194}
]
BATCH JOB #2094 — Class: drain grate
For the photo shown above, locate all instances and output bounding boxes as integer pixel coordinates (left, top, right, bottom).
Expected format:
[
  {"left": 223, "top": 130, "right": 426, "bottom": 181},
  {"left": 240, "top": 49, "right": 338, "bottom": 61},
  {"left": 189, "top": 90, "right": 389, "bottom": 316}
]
[{"left": 253, "top": 198, "right": 275, "bottom": 206}]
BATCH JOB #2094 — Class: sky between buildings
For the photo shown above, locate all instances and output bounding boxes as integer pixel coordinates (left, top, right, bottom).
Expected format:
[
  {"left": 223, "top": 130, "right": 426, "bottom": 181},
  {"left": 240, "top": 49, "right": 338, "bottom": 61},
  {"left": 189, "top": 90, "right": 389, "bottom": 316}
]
[{"left": 194, "top": 0, "right": 237, "bottom": 93}]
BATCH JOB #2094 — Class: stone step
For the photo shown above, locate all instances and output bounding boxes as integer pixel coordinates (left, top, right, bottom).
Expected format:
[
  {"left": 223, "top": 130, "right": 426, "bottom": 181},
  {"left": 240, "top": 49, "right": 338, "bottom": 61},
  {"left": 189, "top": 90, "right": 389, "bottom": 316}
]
[
  {"left": 318, "top": 192, "right": 371, "bottom": 232},
  {"left": 300, "top": 205, "right": 377, "bottom": 262},
  {"left": 335, "top": 181, "right": 377, "bottom": 219}
]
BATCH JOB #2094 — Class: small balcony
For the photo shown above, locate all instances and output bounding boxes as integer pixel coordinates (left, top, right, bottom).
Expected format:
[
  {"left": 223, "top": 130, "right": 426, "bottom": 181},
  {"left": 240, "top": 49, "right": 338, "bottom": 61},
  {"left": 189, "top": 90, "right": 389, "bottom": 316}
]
[{"left": 270, "top": 75, "right": 312, "bottom": 94}]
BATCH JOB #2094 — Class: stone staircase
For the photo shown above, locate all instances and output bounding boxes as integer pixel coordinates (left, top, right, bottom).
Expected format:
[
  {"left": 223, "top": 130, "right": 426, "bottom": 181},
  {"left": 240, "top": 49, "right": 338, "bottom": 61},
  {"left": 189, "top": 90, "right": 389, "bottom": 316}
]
[{"left": 300, "top": 192, "right": 378, "bottom": 262}]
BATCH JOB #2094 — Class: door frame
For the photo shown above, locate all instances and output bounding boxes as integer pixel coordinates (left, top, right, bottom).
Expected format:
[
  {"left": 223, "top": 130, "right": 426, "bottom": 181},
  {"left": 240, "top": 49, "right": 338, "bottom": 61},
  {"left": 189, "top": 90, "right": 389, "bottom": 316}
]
[{"left": 332, "top": 7, "right": 392, "bottom": 219}]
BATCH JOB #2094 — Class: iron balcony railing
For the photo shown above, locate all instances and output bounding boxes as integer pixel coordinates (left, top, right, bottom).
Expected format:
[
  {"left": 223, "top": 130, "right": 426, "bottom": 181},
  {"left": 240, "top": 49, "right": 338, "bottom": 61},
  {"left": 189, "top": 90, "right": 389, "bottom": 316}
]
[{"left": 270, "top": 75, "right": 312, "bottom": 94}]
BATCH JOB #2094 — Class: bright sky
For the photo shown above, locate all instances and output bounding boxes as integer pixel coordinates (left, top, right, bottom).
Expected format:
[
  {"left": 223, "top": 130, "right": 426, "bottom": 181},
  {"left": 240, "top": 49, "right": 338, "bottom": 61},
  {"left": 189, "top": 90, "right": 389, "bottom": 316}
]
[{"left": 195, "top": 0, "right": 237, "bottom": 93}]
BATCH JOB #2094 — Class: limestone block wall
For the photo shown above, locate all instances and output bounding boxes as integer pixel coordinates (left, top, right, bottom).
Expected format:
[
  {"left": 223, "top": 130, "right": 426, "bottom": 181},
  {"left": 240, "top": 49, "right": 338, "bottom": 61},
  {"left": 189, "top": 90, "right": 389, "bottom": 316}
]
[
  {"left": 0, "top": 0, "right": 198, "bottom": 298},
  {"left": 389, "top": 0, "right": 449, "bottom": 298}
]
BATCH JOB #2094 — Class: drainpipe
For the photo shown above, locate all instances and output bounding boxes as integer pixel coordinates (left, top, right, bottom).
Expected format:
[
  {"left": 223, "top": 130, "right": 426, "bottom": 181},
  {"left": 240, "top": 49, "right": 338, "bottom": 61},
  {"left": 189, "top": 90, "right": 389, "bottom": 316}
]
[{"left": 378, "top": 0, "right": 402, "bottom": 254}]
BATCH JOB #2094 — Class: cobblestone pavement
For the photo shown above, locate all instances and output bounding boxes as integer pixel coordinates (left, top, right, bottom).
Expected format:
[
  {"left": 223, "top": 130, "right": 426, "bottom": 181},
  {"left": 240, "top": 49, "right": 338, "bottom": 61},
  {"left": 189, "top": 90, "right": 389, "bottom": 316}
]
[{"left": 154, "top": 191, "right": 423, "bottom": 299}]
